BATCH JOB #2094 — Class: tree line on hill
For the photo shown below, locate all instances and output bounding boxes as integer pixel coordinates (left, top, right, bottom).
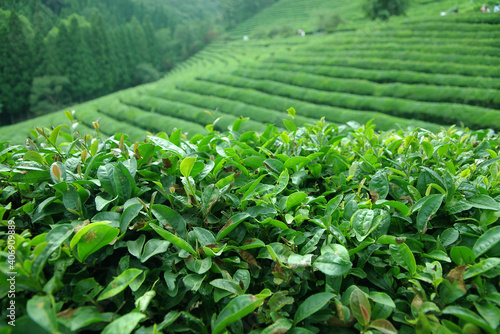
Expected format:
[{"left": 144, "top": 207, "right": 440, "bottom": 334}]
[{"left": 0, "top": 0, "right": 277, "bottom": 126}]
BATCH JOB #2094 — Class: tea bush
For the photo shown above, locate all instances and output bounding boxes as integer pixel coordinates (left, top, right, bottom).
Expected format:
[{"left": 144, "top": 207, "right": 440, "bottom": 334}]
[{"left": 1, "top": 111, "right": 499, "bottom": 333}]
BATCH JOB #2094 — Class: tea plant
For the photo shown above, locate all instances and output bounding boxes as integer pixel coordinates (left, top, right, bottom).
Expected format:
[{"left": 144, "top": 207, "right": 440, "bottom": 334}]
[{"left": 0, "top": 110, "right": 499, "bottom": 333}]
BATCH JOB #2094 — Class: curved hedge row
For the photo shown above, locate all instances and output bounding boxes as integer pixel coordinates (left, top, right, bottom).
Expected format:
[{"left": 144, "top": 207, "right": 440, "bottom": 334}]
[
  {"left": 257, "top": 62, "right": 500, "bottom": 90},
  {"left": 122, "top": 93, "right": 265, "bottom": 133},
  {"left": 97, "top": 98, "right": 207, "bottom": 136},
  {"left": 232, "top": 67, "right": 500, "bottom": 108},
  {"left": 292, "top": 49, "right": 499, "bottom": 67},
  {"left": 176, "top": 79, "right": 442, "bottom": 132},
  {"left": 266, "top": 55, "right": 500, "bottom": 78},
  {"left": 147, "top": 88, "right": 317, "bottom": 128},
  {"left": 199, "top": 73, "right": 500, "bottom": 130}
]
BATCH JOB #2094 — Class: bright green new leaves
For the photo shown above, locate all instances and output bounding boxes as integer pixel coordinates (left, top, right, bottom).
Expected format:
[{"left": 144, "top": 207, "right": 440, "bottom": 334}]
[
  {"left": 70, "top": 222, "right": 119, "bottom": 262},
  {"left": 415, "top": 194, "right": 445, "bottom": 233},
  {"left": 180, "top": 157, "right": 197, "bottom": 177},
  {"left": 213, "top": 293, "right": 269, "bottom": 334},
  {"left": 472, "top": 225, "right": 500, "bottom": 257},
  {"left": 294, "top": 292, "right": 335, "bottom": 324},
  {"left": 98, "top": 268, "right": 143, "bottom": 301}
]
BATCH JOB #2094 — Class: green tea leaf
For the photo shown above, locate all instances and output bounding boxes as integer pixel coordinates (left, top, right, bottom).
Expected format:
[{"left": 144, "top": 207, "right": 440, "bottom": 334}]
[
  {"left": 369, "top": 319, "right": 398, "bottom": 334},
  {"left": 294, "top": 292, "right": 335, "bottom": 324},
  {"left": 350, "top": 288, "right": 371, "bottom": 326},
  {"left": 27, "top": 295, "right": 58, "bottom": 333},
  {"left": 141, "top": 239, "right": 170, "bottom": 262},
  {"left": 369, "top": 292, "right": 396, "bottom": 308},
  {"left": 210, "top": 279, "right": 244, "bottom": 295},
  {"left": 180, "top": 157, "right": 197, "bottom": 177},
  {"left": 216, "top": 212, "right": 250, "bottom": 241},
  {"left": 286, "top": 191, "right": 307, "bottom": 211},
  {"left": 472, "top": 225, "right": 500, "bottom": 257},
  {"left": 213, "top": 295, "right": 266, "bottom": 334},
  {"left": 98, "top": 268, "right": 143, "bottom": 301},
  {"left": 313, "top": 249, "right": 352, "bottom": 277},
  {"left": 389, "top": 243, "right": 416, "bottom": 275},
  {"left": 32, "top": 225, "right": 73, "bottom": 278},
  {"left": 416, "top": 194, "right": 444, "bottom": 233},
  {"left": 442, "top": 306, "right": 496, "bottom": 334},
  {"left": 274, "top": 168, "right": 289, "bottom": 195},
  {"left": 151, "top": 204, "right": 187, "bottom": 238},
  {"left": 450, "top": 246, "right": 476, "bottom": 265},
  {"left": 23, "top": 151, "right": 45, "bottom": 165},
  {"left": 102, "top": 312, "right": 146, "bottom": 334},
  {"left": 463, "top": 258, "right": 500, "bottom": 280},
  {"left": 150, "top": 223, "right": 197, "bottom": 256},
  {"left": 466, "top": 195, "right": 500, "bottom": 211},
  {"left": 70, "top": 222, "right": 119, "bottom": 262},
  {"left": 119, "top": 203, "right": 143, "bottom": 233},
  {"left": 70, "top": 306, "right": 114, "bottom": 331},
  {"left": 370, "top": 172, "right": 389, "bottom": 200},
  {"left": 186, "top": 257, "right": 212, "bottom": 274}
]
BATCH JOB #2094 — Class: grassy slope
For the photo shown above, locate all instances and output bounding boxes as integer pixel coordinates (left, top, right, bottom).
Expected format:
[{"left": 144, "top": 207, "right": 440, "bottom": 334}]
[{"left": 1, "top": 0, "right": 498, "bottom": 144}]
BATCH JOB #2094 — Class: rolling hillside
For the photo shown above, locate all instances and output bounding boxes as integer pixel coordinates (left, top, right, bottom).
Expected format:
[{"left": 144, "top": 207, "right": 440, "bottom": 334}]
[{"left": 1, "top": 0, "right": 499, "bottom": 144}]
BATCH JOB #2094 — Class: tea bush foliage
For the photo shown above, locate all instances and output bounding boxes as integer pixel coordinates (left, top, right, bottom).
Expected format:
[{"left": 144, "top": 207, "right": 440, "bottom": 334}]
[{"left": 1, "top": 112, "right": 499, "bottom": 333}]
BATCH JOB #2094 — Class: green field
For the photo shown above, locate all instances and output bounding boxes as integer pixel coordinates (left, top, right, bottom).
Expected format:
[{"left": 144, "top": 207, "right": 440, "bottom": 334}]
[{"left": 1, "top": 0, "right": 499, "bottom": 144}]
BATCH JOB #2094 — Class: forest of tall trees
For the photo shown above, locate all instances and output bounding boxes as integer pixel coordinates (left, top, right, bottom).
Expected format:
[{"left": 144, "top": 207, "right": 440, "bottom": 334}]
[{"left": 0, "top": 0, "right": 277, "bottom": 125}]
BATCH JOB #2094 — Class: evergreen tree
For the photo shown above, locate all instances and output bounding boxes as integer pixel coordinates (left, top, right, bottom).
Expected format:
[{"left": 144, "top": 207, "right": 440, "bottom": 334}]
[{"left": 3, "top": 11, "right": 34, "bottom": 123}]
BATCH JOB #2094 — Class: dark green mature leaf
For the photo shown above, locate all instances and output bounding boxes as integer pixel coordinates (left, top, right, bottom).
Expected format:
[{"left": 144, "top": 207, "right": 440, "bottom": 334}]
[
  {"left": 210, "top": 279, "right": 244, "bottom": 295},
  {"left": 450, "top": 246, "right": 476, "bottom": 265},
  {"left": 351, "top": 209, "right": 381, "bottom": 242},
  {"left": 216, "top": 212, "right": 250, "bottom": 241},
  {"left": 151, "top": 223, "right": 197, "bottom": 256},
  {"left": 294, "top": 292, "right": 335, "bottom": 324},
  {"left": 98, "top": 268, "right": 143, "bottom": 301},
  {"left": 416, "top": 194, "right": 445, "bottom": 233},
  {"left": 466, "top": 195, "right": 500, "bottom": 211},
  {"left": 370, "top": 171, "right": 389, "bottom": 200},
  {"left": 213, "top": 294, "right": 267, "bottom": 334},
  {"left": 463, "top": 258, "right": 500, "bottom": 280},
  {"left": 274, "top": 168, "right": 289, "bottom": 195},
  {"left": 27, "top": 295, "right": 58, "bottom": 333},
  {"left": 314, "top": 245, "right": 352, "bottom": 276},
  {"left": 32, "top": 225, "right": 73, "bottom": 278},
  {"left": 369, "top": 319, "right": 398, "bottom": 334},
  {"left": 69, "top": 306, "right": 114, "bottom": 331},
  {"left": 472, "top": 225, "right": 500, "bottom": 257},
  {"left": 141, "top": 239, "right": 170, "bottom": 262},
  {"left": 351, "top": 288, "right": 371, "bottom": 326},
  {"left": 119, "top": 203, "right": 143, "bottom": 233},
  {"left": 443, "top": 306, "right": 496, "bottom": 334},
  {"left": 389, "top": 243, "right": 416, "bottom": 275},
  {"left": 286, "top": 191, "right": 307, "bottom": 211},
  {"left": 152, "top": 204, "right": 187, "bottom": 238},
  {"left": 101, "top": 312, "right": 146, "bottom": 334},
  {"left": 268, "top": 291, "right": 294, "bottom": 312}
]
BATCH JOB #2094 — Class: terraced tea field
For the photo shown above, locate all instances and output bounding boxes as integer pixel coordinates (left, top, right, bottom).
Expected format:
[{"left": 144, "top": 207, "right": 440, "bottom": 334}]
[{"left": 1, "top": 0, "right": 499, "bottom": 144}]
